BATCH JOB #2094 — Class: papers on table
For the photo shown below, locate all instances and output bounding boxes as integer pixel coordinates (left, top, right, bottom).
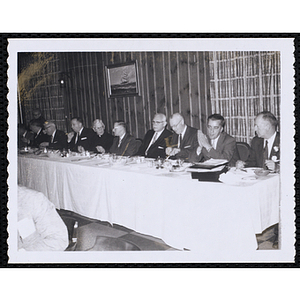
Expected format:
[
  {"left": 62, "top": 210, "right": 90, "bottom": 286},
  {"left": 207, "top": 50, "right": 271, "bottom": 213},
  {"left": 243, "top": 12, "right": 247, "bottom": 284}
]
[
  {"left": 186, "top": 165, "right": 226, "bottom": 173},
  {"left": 191, "top": 158, "right": 228, "bottom": 169}
]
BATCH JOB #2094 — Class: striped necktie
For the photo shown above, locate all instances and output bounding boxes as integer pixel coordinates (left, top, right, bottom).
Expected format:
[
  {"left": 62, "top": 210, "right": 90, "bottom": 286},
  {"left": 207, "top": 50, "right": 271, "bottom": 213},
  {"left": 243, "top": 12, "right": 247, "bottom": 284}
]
[
  {"left": 118, "top": 137, "right": 122, "bottom": 147},
  {"left": 178, "top": 134, "right": 182, "bottom": 148}
]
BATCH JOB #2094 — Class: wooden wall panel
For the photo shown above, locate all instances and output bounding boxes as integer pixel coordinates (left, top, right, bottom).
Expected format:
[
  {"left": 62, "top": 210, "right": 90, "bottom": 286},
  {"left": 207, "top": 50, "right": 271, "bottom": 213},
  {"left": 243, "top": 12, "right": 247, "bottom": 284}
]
[{"left": 48, "top": 51, "right": 211, "bottom": 138}]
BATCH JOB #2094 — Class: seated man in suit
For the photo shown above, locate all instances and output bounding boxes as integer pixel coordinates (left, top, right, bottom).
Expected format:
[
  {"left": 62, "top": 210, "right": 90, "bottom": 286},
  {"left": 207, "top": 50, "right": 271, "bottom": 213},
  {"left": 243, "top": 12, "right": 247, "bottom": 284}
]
[
  {"left": 109, "top": 121, "right": 139, "bottom": 156},
  {"left": 136, "top": 113, "right": 172, "bottom": 158},
  {"left": 40, "top": 121, "right": 68, "bottom": 151},
  {"left": 189, "top": 114, "right": 239, "bottom": 166},
  {"left": 29, "top": 120, "right": 48, "bottom": 148},
  {"left": 165, "top": 113, "right": 198, "bottom": 161},
  {"left": 239, "top": 111, "right": 280, "bottom": 249},
  {"left": 18, "top": 123, "right": 34, "bottom": 148},
  {"left": 67, "top": 117, "right": 96, "bottom": 152},
  {"left": 240, "top": 111, "right": 280, "bottom": 172},
  {"left": 91, "top": 119, "right": 114, "bottom": 154}
]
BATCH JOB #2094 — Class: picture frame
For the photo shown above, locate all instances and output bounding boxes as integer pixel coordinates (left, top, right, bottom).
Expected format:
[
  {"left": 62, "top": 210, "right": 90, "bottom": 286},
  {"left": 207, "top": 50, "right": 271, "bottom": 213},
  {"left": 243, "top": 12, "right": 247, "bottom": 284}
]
[{"left": 105, "top": 60, "right": 140, "bottom": 98}]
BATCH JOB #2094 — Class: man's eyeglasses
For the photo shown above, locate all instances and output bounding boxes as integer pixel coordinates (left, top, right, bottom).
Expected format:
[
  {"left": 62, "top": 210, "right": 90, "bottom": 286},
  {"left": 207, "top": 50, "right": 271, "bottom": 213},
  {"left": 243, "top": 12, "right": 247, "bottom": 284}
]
[{"left": 152, "top": 121, "right": 164, "bottom": 124}]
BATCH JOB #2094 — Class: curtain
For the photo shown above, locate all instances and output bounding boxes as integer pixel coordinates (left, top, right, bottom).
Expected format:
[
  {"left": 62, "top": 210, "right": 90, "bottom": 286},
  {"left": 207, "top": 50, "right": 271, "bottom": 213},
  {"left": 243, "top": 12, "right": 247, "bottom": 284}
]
[{"left": 209, "top": 51, "right": 281, "bottom": 144}]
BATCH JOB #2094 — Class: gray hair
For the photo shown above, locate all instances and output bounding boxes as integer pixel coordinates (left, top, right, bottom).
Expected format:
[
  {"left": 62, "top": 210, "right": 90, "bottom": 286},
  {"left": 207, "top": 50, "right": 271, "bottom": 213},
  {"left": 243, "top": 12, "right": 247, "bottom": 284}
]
[
  {"left": 170, "top": 113, "right": 184, "bottom": 122},
  {"left": 154, "top": 113, "right": 167, "bottom": 122},
  {"left": 93, "top": 119, "right": 105, "bottom": 129}
]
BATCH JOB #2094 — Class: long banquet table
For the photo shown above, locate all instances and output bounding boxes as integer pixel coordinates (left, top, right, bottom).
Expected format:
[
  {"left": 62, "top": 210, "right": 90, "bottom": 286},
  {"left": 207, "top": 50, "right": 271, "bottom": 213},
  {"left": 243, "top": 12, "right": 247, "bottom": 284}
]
[{"left": 18, "top": 153, "right": 280, "bottom": 255}]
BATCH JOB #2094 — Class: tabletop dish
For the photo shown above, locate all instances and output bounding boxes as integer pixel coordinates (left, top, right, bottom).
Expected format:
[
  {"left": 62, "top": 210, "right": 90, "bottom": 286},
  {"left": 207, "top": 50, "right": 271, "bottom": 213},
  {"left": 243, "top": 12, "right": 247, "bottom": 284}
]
[{"left": 254, "top": 168, "right": 270, "bottom": 177}]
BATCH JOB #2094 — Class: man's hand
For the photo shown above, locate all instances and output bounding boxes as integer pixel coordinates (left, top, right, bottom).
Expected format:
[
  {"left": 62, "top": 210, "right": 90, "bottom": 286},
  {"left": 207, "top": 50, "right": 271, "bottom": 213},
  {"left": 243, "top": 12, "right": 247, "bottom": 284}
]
[
  {"left": 166, "top": 147, "right": 180, "bottom": 156},
  {"left": 21, "top": 137, "right": 30, "bottom": 144},
  {"left": 39, "top": 142, "right": 49, "bottom": 148},
  {"left": 78, "top": 145, "right": 85, "bottom": 153},
  {"left": 265, "top": 159, "right": 276, "bottom": 172},
  {"left": 96, "top": 146, "right": 105, "bottom": 154},
  {"left": 197, "top": 130, "right": 210, "bottom": 149},
  {"left": 67, "top": 132, "right": 74, "bottom": 143},
  {"left": 235, "top": 160, "right": 246, "bottom": 170}
]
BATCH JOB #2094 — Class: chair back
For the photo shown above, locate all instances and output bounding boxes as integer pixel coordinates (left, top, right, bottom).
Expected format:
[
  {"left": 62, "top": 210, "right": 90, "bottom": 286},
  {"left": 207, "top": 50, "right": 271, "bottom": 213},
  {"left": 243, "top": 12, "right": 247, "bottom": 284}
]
[{"left": 236, "top": 142, "right": 251, "bottom": 161}]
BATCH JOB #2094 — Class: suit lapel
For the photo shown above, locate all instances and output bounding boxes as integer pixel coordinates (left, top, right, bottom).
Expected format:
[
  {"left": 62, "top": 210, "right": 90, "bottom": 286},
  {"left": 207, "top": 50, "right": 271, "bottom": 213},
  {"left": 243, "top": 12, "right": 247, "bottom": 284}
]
[
  {"left": 119, "top": 133, "right": 127, "bottom": 147},
  {"left": 181, "top": 126, "right": 189, "bottom": 145},
  {"left": 215, "top": 132, "right": 225, "bottom": 151}
]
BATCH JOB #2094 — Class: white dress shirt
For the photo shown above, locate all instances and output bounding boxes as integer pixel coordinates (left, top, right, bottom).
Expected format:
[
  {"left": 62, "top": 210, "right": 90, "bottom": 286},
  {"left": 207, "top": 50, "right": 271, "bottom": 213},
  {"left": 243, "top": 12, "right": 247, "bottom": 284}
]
[{"left": 264, "top": 131, "right": 277, "bottom": 158}]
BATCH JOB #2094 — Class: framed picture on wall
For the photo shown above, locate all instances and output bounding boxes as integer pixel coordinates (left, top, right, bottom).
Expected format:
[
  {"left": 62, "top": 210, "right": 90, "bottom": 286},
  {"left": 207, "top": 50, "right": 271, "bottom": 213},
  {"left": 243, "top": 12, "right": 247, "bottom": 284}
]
[{"left": 105, "top": 60, "right": 140, "bottom": 98}]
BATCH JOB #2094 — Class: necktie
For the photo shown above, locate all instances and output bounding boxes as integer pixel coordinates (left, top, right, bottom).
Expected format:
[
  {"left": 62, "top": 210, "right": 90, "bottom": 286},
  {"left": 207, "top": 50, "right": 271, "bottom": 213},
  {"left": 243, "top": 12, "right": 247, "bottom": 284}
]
[
  {"left": 75, "top": 133, "right": 79, "bottom": 144},
  {"left": 118, "top": 138, "right": 122, "bottom": 147},
  {"left": 263, "top": 140, "right": 269, "bottom": 160},
  {"left": 145, "top": 132, "right": 158, "bottom": 155},
  {"left": 51, "top": 134, "right": 54, "bottom": 143},
  {"left": 152, "top": 132, "right": 158, "bottom": 144},
  {"left": 178, "top": 134, "right": 182, "bottom": 149}
]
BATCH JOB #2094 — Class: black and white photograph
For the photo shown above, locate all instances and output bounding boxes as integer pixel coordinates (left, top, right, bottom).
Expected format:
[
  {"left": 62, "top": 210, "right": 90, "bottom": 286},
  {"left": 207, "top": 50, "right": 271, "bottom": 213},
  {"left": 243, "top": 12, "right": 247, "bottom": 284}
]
[{"left": 7, "top": 38, "right": 295, "bottom": 264}]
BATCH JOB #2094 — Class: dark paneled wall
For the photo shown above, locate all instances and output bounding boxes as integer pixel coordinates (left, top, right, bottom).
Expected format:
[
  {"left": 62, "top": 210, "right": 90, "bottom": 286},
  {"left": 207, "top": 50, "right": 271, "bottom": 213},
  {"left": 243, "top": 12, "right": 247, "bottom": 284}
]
[{"left": 60, "top": 52, "right": 211, "bottom": 138}]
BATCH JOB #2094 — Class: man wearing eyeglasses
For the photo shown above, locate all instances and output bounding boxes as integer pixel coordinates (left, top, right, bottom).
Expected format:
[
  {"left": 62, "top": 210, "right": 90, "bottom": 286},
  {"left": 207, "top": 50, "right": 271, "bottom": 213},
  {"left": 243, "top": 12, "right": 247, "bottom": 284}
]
[
  {"left": 136, "top": 113, "right": 172, "bottom": 158},
  {"left": 166, "top": 113, "right": 198, "bottom": 161},
  {"left": 109, "top": 121, "right": 139, "bottom": 156},
  {"left": 189, "top": 114, "right": 239, "bottom": 166}
]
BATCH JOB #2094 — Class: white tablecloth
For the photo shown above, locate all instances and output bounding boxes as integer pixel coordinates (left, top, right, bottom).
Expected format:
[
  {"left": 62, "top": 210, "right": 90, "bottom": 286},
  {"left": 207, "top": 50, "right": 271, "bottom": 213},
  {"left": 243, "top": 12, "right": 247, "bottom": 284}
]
[{"left": 18, "top": 154, "right": 280, "bottom": 254}]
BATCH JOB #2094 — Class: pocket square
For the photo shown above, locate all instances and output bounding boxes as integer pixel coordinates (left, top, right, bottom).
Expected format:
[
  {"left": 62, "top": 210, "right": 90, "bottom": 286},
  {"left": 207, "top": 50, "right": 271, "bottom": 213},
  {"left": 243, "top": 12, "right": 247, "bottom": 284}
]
[
  {"left": 184, "top": 145, "right": 191, "bottom": 148},
  {"left": 158, "top": 146, "right": 164, "bottom": 149},
  {"left": 53, "top": 141, "right": 58, "bottom": 144},
  {"left": 81, "top": 137, "right": 87, "bottom": 140}
]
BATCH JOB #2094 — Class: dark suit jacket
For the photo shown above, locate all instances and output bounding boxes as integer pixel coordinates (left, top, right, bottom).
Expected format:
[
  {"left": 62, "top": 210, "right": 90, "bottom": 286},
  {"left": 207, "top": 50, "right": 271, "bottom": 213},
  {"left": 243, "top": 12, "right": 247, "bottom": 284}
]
[
  {"left": 247, "top": 132, "right": 280, "bottom": 168},
  {"left": 169, "top": 125, "right": 198, "bottom": 161},
  {"left": 109, "top": 133, "right": 139, "bottom": 156},
  {"left": 189, "top": 131, "right": 239, "bottom": 166},
  {"left": 31, "top": 129, "right": 48, "bottom": 148},
  {"left": 48, "top": 130, "right": 68, "bottom": 151},
  {"left": 136, "top": 128, "right": 173, "bottom": 158},
  {"left": 68, "top": 127, "right": 97, "bottom": 152},
  {"left": 18, "top": 130, "right": 34, "bottom": 148},
  {"left": 91, "top": 131, "right": 114, "bottom": 152}
]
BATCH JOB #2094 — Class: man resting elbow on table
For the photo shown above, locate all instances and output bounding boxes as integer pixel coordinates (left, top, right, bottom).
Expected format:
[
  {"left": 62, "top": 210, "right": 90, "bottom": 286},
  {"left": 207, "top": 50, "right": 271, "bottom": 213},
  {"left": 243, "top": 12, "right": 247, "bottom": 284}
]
[
  {"left": 109, "top": 121, "right": 139, "bottom": 156},
  {"left": 165, "top": 113, "right": 198, "bottom": 161},
  {"left": 188, "top": 114, "right": 239, "bottom": 167},
  {"left": 236, "top": 111, "right": 280, "bottom": 173}
]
